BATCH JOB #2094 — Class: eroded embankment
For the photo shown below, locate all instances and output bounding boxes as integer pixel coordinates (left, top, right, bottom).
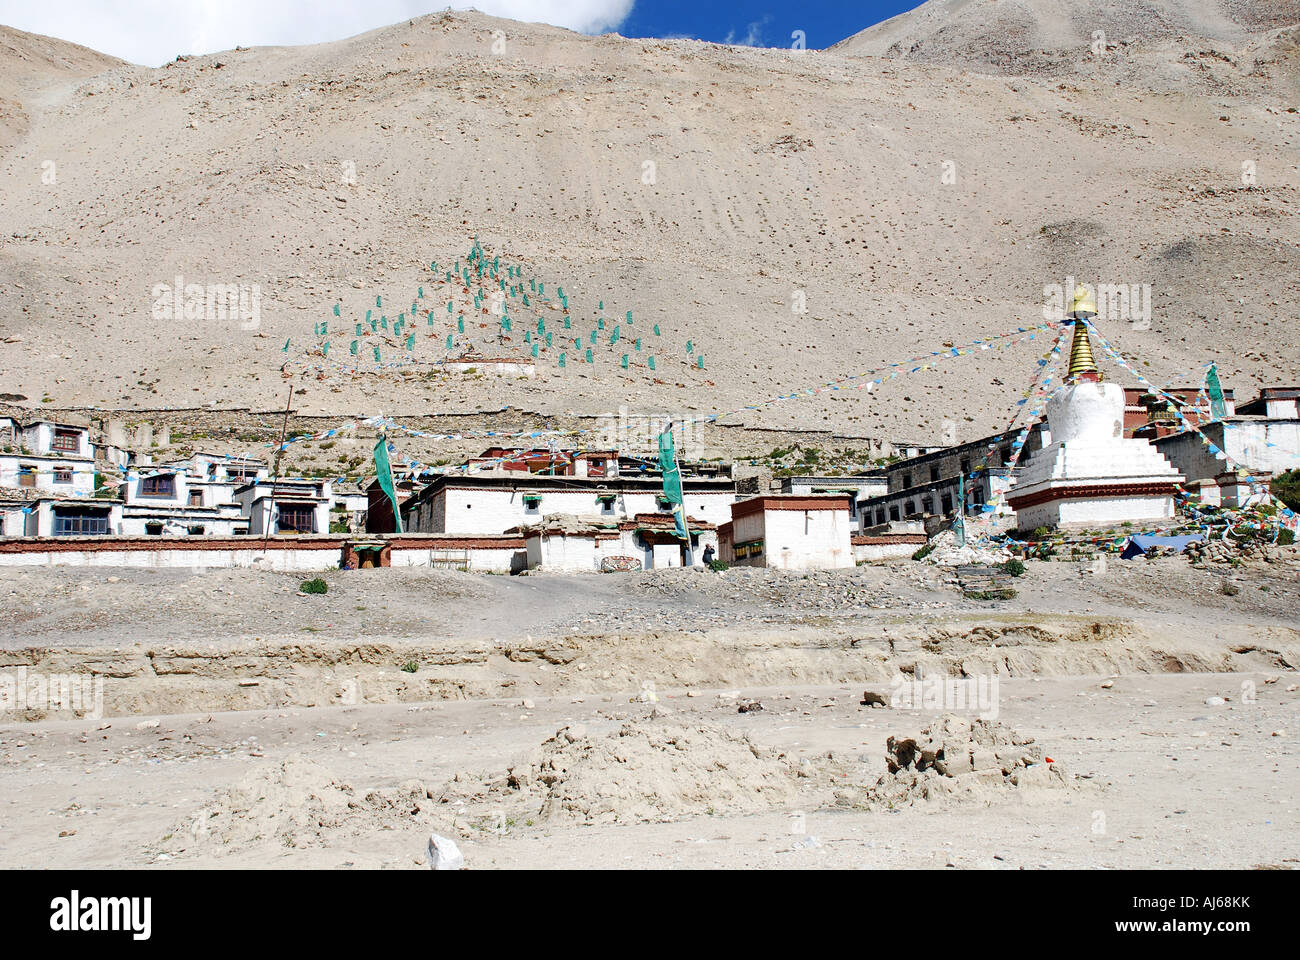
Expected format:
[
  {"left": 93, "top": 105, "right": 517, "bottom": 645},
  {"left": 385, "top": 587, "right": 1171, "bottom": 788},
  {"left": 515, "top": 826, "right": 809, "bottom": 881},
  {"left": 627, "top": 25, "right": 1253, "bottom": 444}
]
[{"left": 1, "top": 616, "right": 1296, "bottom": 720}]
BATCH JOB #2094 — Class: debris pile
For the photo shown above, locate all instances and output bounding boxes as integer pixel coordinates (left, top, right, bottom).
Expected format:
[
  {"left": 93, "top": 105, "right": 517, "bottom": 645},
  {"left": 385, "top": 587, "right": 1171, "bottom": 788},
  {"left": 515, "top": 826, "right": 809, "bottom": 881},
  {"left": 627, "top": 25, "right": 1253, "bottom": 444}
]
[
  {"left": 443, "top": 721, "right": 800, "bottom": 824},
  {"left": 919, "top": 529, "right": 1010, "bottom": 567},
  {"left": 864, "top": 714, "right": 1071, "bottom": 806},
  {"left": 1185, "top": 537, "right": 1290, "bottom": 565}
]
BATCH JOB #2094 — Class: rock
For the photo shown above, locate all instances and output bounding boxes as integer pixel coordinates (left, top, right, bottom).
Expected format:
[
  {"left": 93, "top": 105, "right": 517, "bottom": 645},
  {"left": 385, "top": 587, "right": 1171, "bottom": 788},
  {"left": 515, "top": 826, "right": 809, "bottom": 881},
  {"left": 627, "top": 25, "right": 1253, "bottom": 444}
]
[
  {"left": 1205, "top": 696, "right": 1225, "bottom": 706},
  {"left": 522, "top": 699, "right": 535, "bottom": 710},
  {"left": 135, "top": 719, "right": 160, "bottom": 730},
  {"left": 426, "top": 833, "right": 465, "bottom": 871},
  {"left": 860, "top": 690, "right": 887, "bottom": 707},
  {"left": 738, "top": 699, "right": 763, "bottom": 713}
]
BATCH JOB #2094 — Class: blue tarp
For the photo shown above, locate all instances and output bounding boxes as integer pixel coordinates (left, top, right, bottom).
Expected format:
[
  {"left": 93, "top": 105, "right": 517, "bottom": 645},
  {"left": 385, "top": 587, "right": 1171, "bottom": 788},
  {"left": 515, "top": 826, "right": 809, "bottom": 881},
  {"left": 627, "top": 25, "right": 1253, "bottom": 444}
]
[{"left": 1120, "top": 534, "right": 1205, "bottom": 560}]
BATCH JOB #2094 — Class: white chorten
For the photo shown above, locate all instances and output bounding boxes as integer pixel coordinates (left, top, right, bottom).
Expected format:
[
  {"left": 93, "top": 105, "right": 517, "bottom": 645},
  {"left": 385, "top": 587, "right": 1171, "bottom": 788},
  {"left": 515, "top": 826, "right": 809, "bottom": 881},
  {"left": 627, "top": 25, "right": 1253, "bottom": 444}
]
[{"left": 1007, "top": 288, "right": 1184, "bottom": 530}]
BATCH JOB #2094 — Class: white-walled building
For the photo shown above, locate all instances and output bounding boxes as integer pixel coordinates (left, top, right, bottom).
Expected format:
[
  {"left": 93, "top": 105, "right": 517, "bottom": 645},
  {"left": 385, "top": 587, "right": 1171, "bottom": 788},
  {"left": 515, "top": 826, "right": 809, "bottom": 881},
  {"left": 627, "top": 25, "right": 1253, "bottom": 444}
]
[
  {"left": 518, "top": 512, "right": 719, "bottom": 572},
  {"left": 719, "top": 494, "right": 855, "bottom": 570},
  {"left": 403, "top": 474, "right": 736, "bottom": 535},
  {"left": 0, "top": 496, "right": 123, "bottom": 538},
  {"left": 0, "top": 418, "right": 96, "bottom": 498},
  {"left": 235, "top": 478, "right": 333, "bottom": 535}
]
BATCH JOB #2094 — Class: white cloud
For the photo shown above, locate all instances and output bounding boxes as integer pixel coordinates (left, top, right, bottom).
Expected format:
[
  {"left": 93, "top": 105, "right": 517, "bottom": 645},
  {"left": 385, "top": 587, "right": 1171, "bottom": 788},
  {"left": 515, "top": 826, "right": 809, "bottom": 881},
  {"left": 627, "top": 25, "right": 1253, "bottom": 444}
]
[
  {"left": 0, "top": 0, "right": 635, "bottom": 66},
  {"left": 724, "top": 15, "right": 771, "bottom": 48}
]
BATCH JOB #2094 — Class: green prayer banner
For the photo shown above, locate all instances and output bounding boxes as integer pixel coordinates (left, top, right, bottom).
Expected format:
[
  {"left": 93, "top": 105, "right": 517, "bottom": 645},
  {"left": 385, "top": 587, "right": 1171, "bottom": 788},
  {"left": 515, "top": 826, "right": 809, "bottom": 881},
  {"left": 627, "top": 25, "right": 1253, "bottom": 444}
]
[
  {"left": 1206, "top": 364, "right": 1227, "bottom": 420},
  {"left": 657, "top": 430, "right": 689, "bottom": 541},
  {"left": 373, "top": 437, "right": 403, "bottom": 534}
]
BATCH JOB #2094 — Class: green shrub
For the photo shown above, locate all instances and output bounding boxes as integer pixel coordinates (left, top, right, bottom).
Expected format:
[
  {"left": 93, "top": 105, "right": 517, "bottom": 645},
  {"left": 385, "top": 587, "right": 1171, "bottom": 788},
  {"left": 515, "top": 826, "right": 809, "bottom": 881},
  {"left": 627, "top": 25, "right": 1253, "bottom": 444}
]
[
  {"left": 300, "top": 577, "right": 328, "bottom": 595},
  {"left": 1271, "top": 469, "right": 1300, "bottom": 512},
  {"left": 1220, "top": 581, "right": 1239, "bottom": 597},
  {"left": 707, "top": 559, "right": 729, "bottom": 572},
  {"left": 912, "top": 544, "right": 934, "bottom": 561},
  {"left": 1001, "top": 558, "right": 1026, "bottom": 578},
  {"left": 400, "top": 660, "right": 419, "bottom": 673}
]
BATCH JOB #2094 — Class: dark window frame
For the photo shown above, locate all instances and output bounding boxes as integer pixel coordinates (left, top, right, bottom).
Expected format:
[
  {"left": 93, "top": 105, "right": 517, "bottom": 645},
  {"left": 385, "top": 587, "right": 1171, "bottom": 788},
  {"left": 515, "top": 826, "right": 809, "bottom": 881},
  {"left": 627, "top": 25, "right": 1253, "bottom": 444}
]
[
  {"left": 140, "top": 474, "right": 177, "bottom": 498},
  {"left": 276, "top": 504, "right": 316, "bottom": 534}
]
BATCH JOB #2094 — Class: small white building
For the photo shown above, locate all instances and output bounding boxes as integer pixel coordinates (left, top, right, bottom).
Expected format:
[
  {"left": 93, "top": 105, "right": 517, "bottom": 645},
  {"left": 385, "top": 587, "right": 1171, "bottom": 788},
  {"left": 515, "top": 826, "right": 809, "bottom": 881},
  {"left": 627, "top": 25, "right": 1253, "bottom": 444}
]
[
  {"left": 1152, "top": 391, "right": 1300, "bottom": 508},
  {"left": 235, "top": 478, "right": 333, "bottom": 535},
  {"left": 518, "top": 513, "right": 719, "bottom": 572},
  {"left": 0, "top": 496, "right": 123, "bottom": 538},
  {"left": 403, "top": 474, "right": 736, "bottom": 535},
  {"left": 719, "top": 494, "right": 855, "bottom": 570},
  {"left": 0, "top": 418, "right": 96, "bottom": 498}
]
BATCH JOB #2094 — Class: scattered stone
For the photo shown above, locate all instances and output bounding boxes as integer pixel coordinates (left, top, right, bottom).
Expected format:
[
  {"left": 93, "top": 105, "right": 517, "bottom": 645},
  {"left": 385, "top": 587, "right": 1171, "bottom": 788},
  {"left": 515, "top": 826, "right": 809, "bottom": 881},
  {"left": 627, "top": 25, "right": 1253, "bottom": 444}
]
[{"left": 860, "top": 690, "right": 888, "bottom": 707}]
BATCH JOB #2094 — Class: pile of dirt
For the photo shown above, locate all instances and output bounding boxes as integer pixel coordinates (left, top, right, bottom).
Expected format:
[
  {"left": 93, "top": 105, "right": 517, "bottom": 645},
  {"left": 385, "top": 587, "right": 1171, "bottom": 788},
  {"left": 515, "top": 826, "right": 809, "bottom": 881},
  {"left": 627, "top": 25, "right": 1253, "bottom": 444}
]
[
  {"left": 175, "top": 758, "right": 439, "bottom": 853},
  {"left": 442, "top": 721, "right": 801, "bottom": 825},
  {"left": 862, "top": 714, "right": 1073, "bottom": 807}
]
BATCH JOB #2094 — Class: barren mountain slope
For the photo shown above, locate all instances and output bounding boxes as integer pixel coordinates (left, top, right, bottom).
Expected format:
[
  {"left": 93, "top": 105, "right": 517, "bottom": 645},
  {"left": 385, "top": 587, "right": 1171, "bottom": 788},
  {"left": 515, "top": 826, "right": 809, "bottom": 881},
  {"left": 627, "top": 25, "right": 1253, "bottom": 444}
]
[{"left": 0, "top": 8, "right": 1296, "bottom": 445}]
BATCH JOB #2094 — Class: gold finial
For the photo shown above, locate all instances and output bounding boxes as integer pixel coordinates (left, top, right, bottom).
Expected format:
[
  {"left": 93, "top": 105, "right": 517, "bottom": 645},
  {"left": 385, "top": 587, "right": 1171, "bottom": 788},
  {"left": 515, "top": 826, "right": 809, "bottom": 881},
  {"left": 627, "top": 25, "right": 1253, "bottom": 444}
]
[
  {"left": 1067, "top": 318, "right": 1100, "bottom": 382},
  {"left": 1069, "top": 284, "right": 1097, "bottom": 319}
]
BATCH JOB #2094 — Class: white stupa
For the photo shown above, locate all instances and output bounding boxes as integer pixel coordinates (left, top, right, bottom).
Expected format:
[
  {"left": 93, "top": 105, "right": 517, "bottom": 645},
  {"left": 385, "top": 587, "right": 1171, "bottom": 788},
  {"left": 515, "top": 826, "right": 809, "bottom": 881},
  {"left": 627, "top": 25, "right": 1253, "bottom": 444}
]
[{"left": 1007, "top": 287, "right": 1184, "bottom": 530}]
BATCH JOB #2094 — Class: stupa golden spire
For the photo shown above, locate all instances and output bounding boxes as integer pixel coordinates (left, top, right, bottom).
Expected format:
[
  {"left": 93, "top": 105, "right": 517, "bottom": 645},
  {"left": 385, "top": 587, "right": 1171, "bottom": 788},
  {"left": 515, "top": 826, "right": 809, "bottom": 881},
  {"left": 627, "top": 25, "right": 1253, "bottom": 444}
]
[{"left": 1066, "top": 284, "right": 1100, "bottom": 382}]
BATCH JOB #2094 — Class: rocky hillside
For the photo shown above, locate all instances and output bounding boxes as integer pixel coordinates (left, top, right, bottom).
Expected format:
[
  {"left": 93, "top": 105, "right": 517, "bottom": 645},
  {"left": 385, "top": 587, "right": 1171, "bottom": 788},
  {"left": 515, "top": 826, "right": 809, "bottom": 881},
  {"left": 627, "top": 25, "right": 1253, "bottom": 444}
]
[{"left": 0, "top": 7, "right": 1296, "bottom": 449}]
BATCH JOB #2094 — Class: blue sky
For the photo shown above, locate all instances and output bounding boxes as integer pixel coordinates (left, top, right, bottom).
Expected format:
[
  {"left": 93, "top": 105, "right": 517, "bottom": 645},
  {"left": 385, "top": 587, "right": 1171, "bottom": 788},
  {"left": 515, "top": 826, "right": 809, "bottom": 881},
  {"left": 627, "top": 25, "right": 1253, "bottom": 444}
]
[
  {"left": 620, "top": 1, "right": 916, "bottom": 50},
  {"left": 0, "top": 1, "right": 921, "bottom": 67}
]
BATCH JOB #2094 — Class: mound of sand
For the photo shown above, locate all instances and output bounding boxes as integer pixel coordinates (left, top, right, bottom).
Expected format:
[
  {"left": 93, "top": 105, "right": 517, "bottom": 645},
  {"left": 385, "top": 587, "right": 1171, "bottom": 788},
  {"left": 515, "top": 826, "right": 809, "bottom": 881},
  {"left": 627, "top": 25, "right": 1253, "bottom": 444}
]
[
  {"left": 444, "top": 721, "right": 801, "bottom": 825},
  {"left": 176, "top": 757, "right": 438, "bottom": 853},
  {"left": 863, "top": 714, "right": 1072, "bottom": 807}
]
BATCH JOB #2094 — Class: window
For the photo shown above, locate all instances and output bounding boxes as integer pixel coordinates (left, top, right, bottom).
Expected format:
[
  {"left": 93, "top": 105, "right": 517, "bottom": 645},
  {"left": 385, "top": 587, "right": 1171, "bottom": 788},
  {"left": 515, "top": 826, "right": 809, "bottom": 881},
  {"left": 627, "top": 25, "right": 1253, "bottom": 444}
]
[
  {"left": 929, "top": 466, "right": 940, "bottom": 483},
  {"left": 18, "top": 465, "right": 36, "bottom": 488},
  {"left": 51, "top": 429, "right": 80, "bottom": 453},
  {"left": 901, "top": 473, "right": 912, "bottom": 489},
  {"left": 146, "top": 522, "right": 163, "bottom": 536},
  {"left": 876, "top": 509, "right": 885, "bottom": 526},
  {"left": 53, "top": 508, "right": 110, "bottom": 536},
  {"left": 921, "top": 496, "right": 933, "bottom": 515},
  {"left": 889, "top": 505, "right": 900, "bottom": 522},
  {"left": 189, "top": 491, "right": 203, "bottom": 507},
  {"left": 53, "top": 467, "right": 72, "bottom": 484},
  {"left": 141, "top": 474, "right": 176, "bottom": 497},
  {"left": 941, "top": 494, "right": 953, "bottom": 514},
  {"left": 588, "top": 458, "right": 606, "bottom": 478},
  {"left": 187, "top": 525, "right": 205, "bottom": 536},
  {"left": 277, "top": 505, "right": 315, "bottom": 534},
  {"left": 960, "top": 458, "right": 971, "bottom": 477}
]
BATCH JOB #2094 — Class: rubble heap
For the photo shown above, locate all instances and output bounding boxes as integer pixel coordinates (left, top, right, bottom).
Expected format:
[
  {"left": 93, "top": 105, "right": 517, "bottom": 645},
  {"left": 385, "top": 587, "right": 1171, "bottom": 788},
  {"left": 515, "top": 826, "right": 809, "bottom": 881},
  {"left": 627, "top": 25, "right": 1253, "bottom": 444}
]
[
  {"left": 865, "top": 714, "right": 1071, "bottom": 806},
  {"left": 919, "top": 529, "right": 1010, "bottom": 566},
  {"left": 1185, "top": 537, "right": 1292, "bottom": 566}
]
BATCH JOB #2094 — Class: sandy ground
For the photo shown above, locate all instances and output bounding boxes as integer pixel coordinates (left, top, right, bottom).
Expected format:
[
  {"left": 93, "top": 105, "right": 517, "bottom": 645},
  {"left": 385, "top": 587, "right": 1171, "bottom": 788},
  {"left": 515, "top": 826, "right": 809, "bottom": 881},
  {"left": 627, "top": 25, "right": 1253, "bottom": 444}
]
[
  {"left": 0, "top": 673, "right": 1295, "bottom": 870},
  {"left": 0, "top": 552, "right": 1297, "bottom": 870}
]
